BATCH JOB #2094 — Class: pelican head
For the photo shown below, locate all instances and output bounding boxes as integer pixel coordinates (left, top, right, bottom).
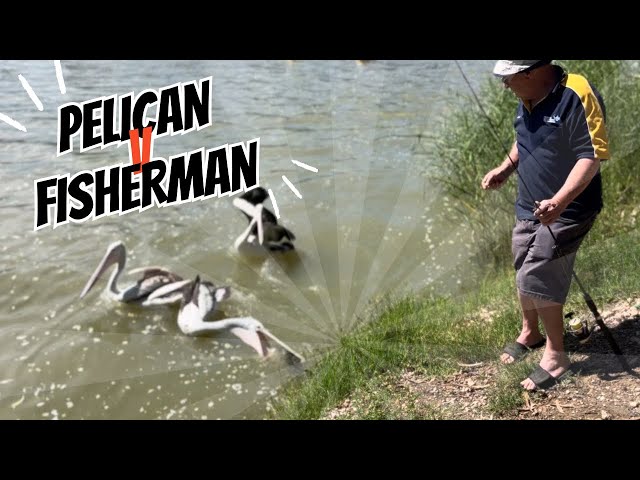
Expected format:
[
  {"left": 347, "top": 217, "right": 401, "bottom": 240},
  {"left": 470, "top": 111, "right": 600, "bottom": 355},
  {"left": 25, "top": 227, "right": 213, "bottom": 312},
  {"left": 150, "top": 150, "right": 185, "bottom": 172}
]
[
  {"left": 232, "top": 187, "right": 296, "bottom": 254},
  {"left": 80, "top": 241, "right": 186, "bottom": 306},
  {"left": 80, "top": 241, "right": 126, "bottom": 298},
  {"left": 240, "top": 186, "right": 269, "bottom": 205}
]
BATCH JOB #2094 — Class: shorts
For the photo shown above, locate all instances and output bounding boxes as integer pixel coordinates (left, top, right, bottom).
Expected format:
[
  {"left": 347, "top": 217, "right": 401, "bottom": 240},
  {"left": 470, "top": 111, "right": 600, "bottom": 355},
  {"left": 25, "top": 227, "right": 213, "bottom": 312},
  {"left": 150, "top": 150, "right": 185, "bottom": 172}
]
[{"left": 512, "top": 213, "right": 597, "bottom": 304}]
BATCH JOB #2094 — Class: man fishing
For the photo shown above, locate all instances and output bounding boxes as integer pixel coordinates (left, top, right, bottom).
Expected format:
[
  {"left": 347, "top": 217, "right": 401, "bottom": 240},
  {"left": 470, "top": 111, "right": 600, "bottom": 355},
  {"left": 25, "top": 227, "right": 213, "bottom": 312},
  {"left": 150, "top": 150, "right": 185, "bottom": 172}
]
[{"left": 481, "top": 60, "right": 610, "bottom": 390}]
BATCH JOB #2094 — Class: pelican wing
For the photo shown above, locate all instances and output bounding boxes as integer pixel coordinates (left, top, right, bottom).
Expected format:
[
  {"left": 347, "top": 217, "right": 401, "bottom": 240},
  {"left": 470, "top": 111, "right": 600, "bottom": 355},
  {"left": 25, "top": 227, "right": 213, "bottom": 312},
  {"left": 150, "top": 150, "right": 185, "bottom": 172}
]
[
  {"left": 214, "top": 286, "right": 231, "bottom": 303},
  {"left": 261, "top": 207, "right": 278, "bottom": 226},
  {"left": 143, "top": 290, "right": 185, "bottom": 306},
  {"left": 282, "top": 225, "right": 296, "bottom": 242},
  {"left": 128, "top": 266, "right": 183, "bottom": 282},
  {"left": 146, "top": 279, "right": 193, "bottom": 302},
  {"left": 129, "top": 268, "right": 183, "bottom": 297}
]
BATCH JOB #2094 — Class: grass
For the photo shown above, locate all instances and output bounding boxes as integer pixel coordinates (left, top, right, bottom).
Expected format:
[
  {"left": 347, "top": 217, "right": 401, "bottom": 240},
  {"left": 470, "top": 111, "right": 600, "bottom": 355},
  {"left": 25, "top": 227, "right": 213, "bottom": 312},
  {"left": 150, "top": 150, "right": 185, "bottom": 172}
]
[
  {"left": 270, "top": 61, "right": 640, "bottom": 420},
  {"left": 322, "top": 373, "right": 447, "bottom": 420}
]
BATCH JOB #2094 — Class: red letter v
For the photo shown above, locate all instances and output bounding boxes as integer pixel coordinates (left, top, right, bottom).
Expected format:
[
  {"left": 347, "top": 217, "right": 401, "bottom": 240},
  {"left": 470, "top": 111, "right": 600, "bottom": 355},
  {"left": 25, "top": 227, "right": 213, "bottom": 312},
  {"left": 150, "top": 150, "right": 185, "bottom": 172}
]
[{"left": 129, "top": 126, "right": 153, "bottom": 174}]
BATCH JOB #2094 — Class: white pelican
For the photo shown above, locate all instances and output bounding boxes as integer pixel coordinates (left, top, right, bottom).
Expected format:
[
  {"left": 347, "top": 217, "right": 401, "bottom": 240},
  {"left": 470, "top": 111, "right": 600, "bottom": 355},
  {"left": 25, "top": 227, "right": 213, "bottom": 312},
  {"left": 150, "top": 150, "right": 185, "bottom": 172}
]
[
  {"left": 79, "top": 241, "right": 188, "bottom": 306},
  {"left": 149, "top": 275, "right": 305, "bottom": 363},
  {"left": 232, "top": 187, "right": 296, "bottom": 255}
]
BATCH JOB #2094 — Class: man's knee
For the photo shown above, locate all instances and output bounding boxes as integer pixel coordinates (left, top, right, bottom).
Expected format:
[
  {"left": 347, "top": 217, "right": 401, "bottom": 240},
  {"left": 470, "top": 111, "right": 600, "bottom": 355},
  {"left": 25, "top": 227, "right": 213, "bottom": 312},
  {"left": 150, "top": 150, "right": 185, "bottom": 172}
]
[{"left": 518, "top": 289, "right": 562, "bottom": 306}]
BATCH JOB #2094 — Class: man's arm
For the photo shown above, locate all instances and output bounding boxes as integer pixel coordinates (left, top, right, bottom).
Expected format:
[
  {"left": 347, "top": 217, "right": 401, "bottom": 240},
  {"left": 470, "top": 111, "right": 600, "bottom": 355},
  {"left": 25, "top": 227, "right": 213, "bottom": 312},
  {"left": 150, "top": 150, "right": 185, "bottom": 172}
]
[
  {"left": 481, "top": 141, "right": 519, "bottom": 190},
  {"left": 533, "top": 157, "right": 601, "bottom": 225}
]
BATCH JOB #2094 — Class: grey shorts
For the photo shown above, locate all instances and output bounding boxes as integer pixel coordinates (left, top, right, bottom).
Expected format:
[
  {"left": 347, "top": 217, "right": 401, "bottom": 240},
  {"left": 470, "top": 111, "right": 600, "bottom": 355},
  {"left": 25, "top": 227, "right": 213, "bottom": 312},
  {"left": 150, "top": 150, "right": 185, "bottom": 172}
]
[{"left": 512, "top": 214, "right": 597, "bottom": 304}]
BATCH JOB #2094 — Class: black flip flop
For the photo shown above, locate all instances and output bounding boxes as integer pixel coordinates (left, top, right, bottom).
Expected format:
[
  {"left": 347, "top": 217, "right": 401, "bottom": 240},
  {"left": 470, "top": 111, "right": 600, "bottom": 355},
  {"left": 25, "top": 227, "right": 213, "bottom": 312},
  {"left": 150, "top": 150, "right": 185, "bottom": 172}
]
[
  {"left": 525, "top": 364, "right": 573, "bottom": 390},
  {"left": 502, "top": 338, "right": 546, "bottom": 361}
]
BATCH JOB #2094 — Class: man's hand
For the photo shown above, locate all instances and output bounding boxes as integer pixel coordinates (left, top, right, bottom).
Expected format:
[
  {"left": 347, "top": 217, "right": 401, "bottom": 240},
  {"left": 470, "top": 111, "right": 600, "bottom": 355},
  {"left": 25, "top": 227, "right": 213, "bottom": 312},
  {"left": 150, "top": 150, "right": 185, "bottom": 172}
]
[
  {"left": 534, "top": 199, "right": 565, "bottom": 225},
  {"left": 481, "top": 167, "right": 509, "bottom": 190}
]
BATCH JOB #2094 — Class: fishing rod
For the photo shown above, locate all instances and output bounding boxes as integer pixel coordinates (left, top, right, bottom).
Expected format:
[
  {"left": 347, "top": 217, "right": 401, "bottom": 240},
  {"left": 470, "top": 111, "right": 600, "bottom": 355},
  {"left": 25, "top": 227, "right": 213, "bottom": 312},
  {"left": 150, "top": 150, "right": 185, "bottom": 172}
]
[{"left": 454, "top": 60, "right": 629, "bottom": 371}]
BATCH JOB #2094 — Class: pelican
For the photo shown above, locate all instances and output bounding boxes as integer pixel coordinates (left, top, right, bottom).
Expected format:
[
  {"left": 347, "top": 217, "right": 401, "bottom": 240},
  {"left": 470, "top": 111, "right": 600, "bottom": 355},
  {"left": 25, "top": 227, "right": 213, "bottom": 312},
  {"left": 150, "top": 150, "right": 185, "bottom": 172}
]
[
  {"left": 232, "top": 187, "right": 296, "bottom": 254},
  {"left": 79, "top": 241, "right": 188, "bottom": 306},
  {"left": 149, "top": 275, "right": 305, "bottom": 363}
]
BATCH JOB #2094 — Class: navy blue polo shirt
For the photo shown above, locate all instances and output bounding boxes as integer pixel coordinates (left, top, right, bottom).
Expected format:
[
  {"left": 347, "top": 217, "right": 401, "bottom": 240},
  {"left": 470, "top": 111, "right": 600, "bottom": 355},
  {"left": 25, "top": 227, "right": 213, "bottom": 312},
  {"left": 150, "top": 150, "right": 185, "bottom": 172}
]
[{"left": 514, "top": 65, "right": 610, "bottom": 222}]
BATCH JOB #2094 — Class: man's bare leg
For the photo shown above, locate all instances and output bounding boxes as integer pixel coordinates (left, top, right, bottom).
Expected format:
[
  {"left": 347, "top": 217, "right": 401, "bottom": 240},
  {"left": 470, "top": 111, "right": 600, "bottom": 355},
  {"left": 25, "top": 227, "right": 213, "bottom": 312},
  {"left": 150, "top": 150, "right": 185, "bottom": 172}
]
[
  {"left": 521, "top": 296, "right": 571, "bottom": 390},
  {"left": 501, "top": 290, "right": 545, "bottom": 364}
]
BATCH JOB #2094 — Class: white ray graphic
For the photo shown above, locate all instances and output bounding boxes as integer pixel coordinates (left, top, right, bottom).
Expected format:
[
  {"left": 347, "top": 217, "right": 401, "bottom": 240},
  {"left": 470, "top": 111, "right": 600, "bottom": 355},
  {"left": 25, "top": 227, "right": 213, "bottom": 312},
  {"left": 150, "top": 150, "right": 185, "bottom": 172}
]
[
  {"left": 18, "top": 74, "right": 44, "bottom": 111},
  {"left": 54, "top": 60, "right": 66, "bottom": 94},
  {"left": 347, "top": 62, "right": 460, "bottom": 329},
  {"left": 291, "top": 159, "right": 318, "bottom": 173},
  {"left": 0, "top": 112, "right": 27, "bottom": 132},
  {"left": 267, "top": 188, "right": 280, "bottom": 219},
  {"left": 265, "top": 63, "right": 342, "bottom": 327},
  {"left": 282, "top": 175, "right": 302, "bottom": 199}
]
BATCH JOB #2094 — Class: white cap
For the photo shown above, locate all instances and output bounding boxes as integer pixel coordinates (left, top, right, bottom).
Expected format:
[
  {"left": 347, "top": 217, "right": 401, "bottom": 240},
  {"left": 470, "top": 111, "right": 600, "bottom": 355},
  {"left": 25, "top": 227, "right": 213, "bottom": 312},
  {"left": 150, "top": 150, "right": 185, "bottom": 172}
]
[{"left": 493, "top": 60, "right": 547, "bottom": 77}]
